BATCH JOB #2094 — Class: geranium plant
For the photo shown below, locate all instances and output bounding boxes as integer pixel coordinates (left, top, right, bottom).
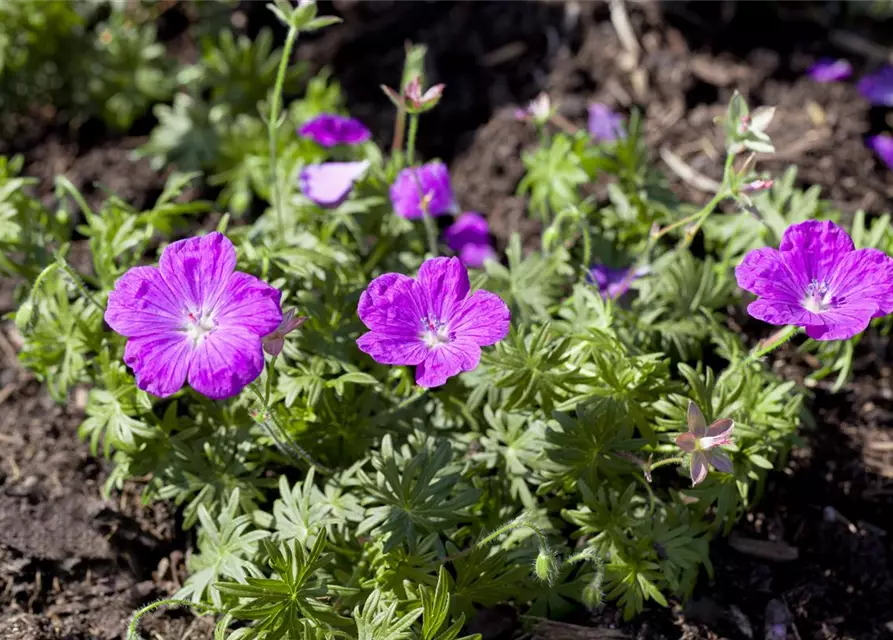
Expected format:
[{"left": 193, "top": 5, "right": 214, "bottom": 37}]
[{"left": 5, "top": 2, "right": 893, "bottom": 638}]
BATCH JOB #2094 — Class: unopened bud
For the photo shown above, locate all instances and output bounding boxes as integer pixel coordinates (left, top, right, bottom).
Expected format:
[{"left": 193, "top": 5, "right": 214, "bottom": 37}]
[
  {"left": 737, "top": 114, "right": 751, "bottom": 136},
  {"left": 582, "top": 576, "right": 604, "bottom": 610},
  {"left": 534, "top": 548, "right": 560, "bottom": 586},
  {"left": 741, "top": 179, "right": 773, "bottom": 193}
]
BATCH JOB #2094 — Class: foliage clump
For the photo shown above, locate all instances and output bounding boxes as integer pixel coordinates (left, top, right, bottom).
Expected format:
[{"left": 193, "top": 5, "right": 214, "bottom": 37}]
[{"left": 4, "top": 2, "right": 890, "bottom": 639}]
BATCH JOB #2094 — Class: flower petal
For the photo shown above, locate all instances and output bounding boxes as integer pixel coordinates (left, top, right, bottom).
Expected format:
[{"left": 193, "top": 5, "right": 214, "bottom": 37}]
[
  {"left": 357, "top": 272, "right": 426, "bottom": 336},
  {"left": 869, "top": 134, "right": 893, "bottom": 171},
  {"left": 356, "top": 331, "right": 428, "bottom": 366},
  {"left": 807, "top": 58, "right": 852, "bottom": 83},
  {"left": 827, "top": 247, "right": 893, "bottom": 318},
  {"left": 858, "top": 65, "right": 893, "bottom": 106},
  {"left": 701, "top": 419, "right": 734, "bottom": 449},
  {"left": 417, "top": 257, "right": 470, "bottom": 324},
  {"left": 706, "top": 449, "right": 734, "bottom": 474},
  {"left": 389, "top": 162, "right": 456, "bottom": 220},
  {"left": 124, "top": 333, "right": 192, "bottom": 397},
  {"left": 444, "top": 212, "right": 490, "bottom": 251},
  {"left": 778, "top": 220, "right": 855, "bottom": 283},
  {"left": 105, "top": 266, "right": 184, "bottom": 338},
  {"left": 735, "top": 247, "right": 805, "bottom": 303},
  {"left": 188, "top": 329, "right": 265, "bottom": 400},
  {"left": 214, "top": 271, "right": 283, "bottom": 337},
  {"left": 159, "top": 232, "right": 237, "bottom": 313},
  {"left": 458, "top": 243, "right": 497, "bottom": 269},
  {"left": 675, "top": 432, "right": 697, "bottom": 453},
  {"left": 450, "top": 290, "right": 511, "bottom": 346},
  {"left": 299, "top": 161, "right": 369, "bottom": 209},
  {"left": 746, "top": 298, "right": 816, "bottom": 327},
  {"left": 415, "top": 340, "right": 481, "bottom": 388},
  {"left": 298, "top": 114, "right": 370, "bottom": 147},
  {"left": 588, "top": 103, "right": 626, "bottom": 142},
  {"left": 690, "top": 451, "right": 709, "bottom": 486},
  {"left": 803, "top": 302, "right": 877, "bottom": 341},
  {"left": 687, "top": 401, "right": 707, "bottom": 438}
]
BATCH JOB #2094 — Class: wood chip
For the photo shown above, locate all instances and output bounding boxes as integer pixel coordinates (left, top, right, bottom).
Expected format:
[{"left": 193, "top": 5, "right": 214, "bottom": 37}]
[{"left": 728, "top": 533, "right": 799, "bottom": 562}]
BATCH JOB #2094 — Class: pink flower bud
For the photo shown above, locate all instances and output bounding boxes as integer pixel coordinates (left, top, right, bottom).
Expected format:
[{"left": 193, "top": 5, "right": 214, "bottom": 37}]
[
  {"left": 741, "top": 179, "right": 774, "bottom": 193},
  {"left": 263, "top": 309, "right": 307, "bottom": 356}
]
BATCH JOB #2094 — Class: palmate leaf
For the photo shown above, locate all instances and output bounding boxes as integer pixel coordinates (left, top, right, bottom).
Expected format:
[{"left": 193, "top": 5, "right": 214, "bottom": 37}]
[
  {"left": 78, "top": 348, "right": 155, "bottom": 457},
  {"left": 474, "top": 408, "right": 546, "bottom": 508},
  {"left": 176, "top": 489, "right": 269, "bottom": 608},
  {"left": 216, "top": 536, "right": 350, "bottom": 640},
  {"left": 358, "top": 433, "right": 479, "bottom": 553}
]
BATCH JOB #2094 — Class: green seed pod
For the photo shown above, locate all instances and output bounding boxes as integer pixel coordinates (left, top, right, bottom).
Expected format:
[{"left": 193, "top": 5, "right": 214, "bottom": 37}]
[{"left": 533, "top": 547, "right": 559, "bottom": 586}]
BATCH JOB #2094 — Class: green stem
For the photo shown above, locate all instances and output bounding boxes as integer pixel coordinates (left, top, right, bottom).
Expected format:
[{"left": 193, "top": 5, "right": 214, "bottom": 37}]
[
  {"left": 720, "top": 324, "right": 799, "bottom": 384},
  {"left": 441, "top": 514, "right": 549, "bottom": 564},
  {"left": 127, "top": 599, "right": 219, "bottom": 640},
  {"left": 268, "top": 25, "right": 299, "bottom": 243},
  {"left": 406, "top": 112, "right": 419, "bottom": 166},
  {"left": 250, "top": 383, "right": 332, "bottom": 474},
  {"left": 57, "top": 255, "right": 104, "bottom": 313},
  {"left": 648, "top": 456, "right": 684, "bottom": 473}
]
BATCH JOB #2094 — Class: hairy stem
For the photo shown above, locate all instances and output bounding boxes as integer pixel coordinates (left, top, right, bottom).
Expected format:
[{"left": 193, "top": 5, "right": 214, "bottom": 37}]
[
  {"left": 57, "top": 255, "right": 104, "bottom": 313},
  {"left": 127, "top": 599, "right": 219, "bottom": 640}
]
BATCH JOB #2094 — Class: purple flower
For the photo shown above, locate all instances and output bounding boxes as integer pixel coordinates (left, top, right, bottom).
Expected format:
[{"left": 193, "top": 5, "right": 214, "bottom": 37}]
[
  {"left": 104, "top": 233, "right": 282, "bottom": 400},
  {"left": 675, "top": 401, "right": 734, "bottom": 486},
  {"left": 868, "top": 134, "right": 893, "bottom": 171},
  {"left": 444, "top": 213, "right": 497, "bottom": 268},
  {"left": 735, "top": 220, "right": 893, "bottom": 340},
  {"left": 587, "top": 103, "right": 626, "bottom": 142},
  {"left": 390, "top": 162, "right": 456, "bottom": 220},
  {"left": 299, "top": 160, "right": 369, "bottom": 209},
  {"left": 298, "top": 114, "right": 371, "bottom": 147},
  {"left": 263, "top": 308, "right": 307, "bottom": 357},
  {"left": 807, "top": 58, "right": 853, "bottom": 83},
  {"left": 587, "top": 264, "right": 643, "bottom": 299},
  {"left": 858, "top": 65, "right": 893, "bottom": 105},
  {"left": 357, "top": 257, "right": 510, "bottom": 387}
]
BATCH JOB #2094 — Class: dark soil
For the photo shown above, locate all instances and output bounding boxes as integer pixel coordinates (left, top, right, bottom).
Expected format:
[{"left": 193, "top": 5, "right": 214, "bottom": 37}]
[{"left": 3, "top": 1, "right": 893, "bottom": 638}]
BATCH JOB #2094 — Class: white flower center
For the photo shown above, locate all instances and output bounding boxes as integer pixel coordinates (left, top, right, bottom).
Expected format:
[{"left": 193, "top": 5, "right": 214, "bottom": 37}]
[
  {"left": 185, "top": 310, "right": 217, "bottom": 345},
  {"left": 802, "top": 279, "right": 832, "bottom": 314},
  {"left": 420, "top": 316, "right": 451, "bottom": 349}
]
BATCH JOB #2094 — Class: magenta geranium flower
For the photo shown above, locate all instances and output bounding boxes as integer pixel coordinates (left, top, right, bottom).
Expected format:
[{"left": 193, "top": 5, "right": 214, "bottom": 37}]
[
  {"left": 390, "top": 162, "right": 456, "bottom": 220},
  {"left": 588, "top": 264, "right": 645, "bottom": 299},
  {"left": 735, "top": 220, "right": 893, "bottom": 340},
  {"left": 105, "top": 233, "right": 282, "bottom": 400},
  {"left": 588, "top": 103, "right": 626, "bottom": 142},
  {"left": 675, "top": 401, "right": 734, "bottom": 486},
  {"left": 868, "top": 134, "right": 893, "bottom": 171},
  {"left": 807, "top": 58, "right": 852, "bottom": 83},
  {"left": 444, "top": 213, "right": 497, "bottom": 268},
  {"left": 298, "top": 114, "right": 371, "bottom": 147},
  {"left": 357, "top": 257, "right": 510, "bottom": 387},
  {"left": 858, "top": 65, "right": 893, "bottom": 105},
  {"left": 299, "top": 160, "right": 369, "bottom": 209}
]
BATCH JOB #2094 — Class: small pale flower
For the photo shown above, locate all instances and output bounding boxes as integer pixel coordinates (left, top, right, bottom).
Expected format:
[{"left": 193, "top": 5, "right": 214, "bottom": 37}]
[
  {"left": 357, "top": 257, "right": 510, "bottom": 387},
  {"left": 444, "top": 212, "right": 497, "bottom": 268},
  {"left": 298, "top": 114, "right": 371, "bottom": 147},
  {"left": 587, "top": 264, "right": 645, "bottom": 299},
  {"left": 587, "top": 103, "right": 626, "bottom": 142},
  {"left": 404, "top": 75, "right": 445, "bottom": 110},
  {"left": 858, "top": 65, "right": 893, "bottom": 105},
  {"left": 263, "top": 308, "right": 307, "bottom": 357},
  {"left": 675, "top": 401, "right": 734, "bottom": 486},
  {"left": 105, "top": 233, "right": 282, "bottom": 400},
  {"left": 807, "top": 58, "right": 853, "bottom": 83},
  {"left": 736, "top": 220, "right": 893, "bottom": 340},
  {"left": 299, "top": 160, "right": 369, "bottom": 209},
  {"left": 868, "top": 134, "right": 893, "bottom": 171},
  {"left": 390, "top": 161, "right": 456, "bottom": 220},
  {"left": 515, "top": 93, "right": 552, "bottom": 125}
]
